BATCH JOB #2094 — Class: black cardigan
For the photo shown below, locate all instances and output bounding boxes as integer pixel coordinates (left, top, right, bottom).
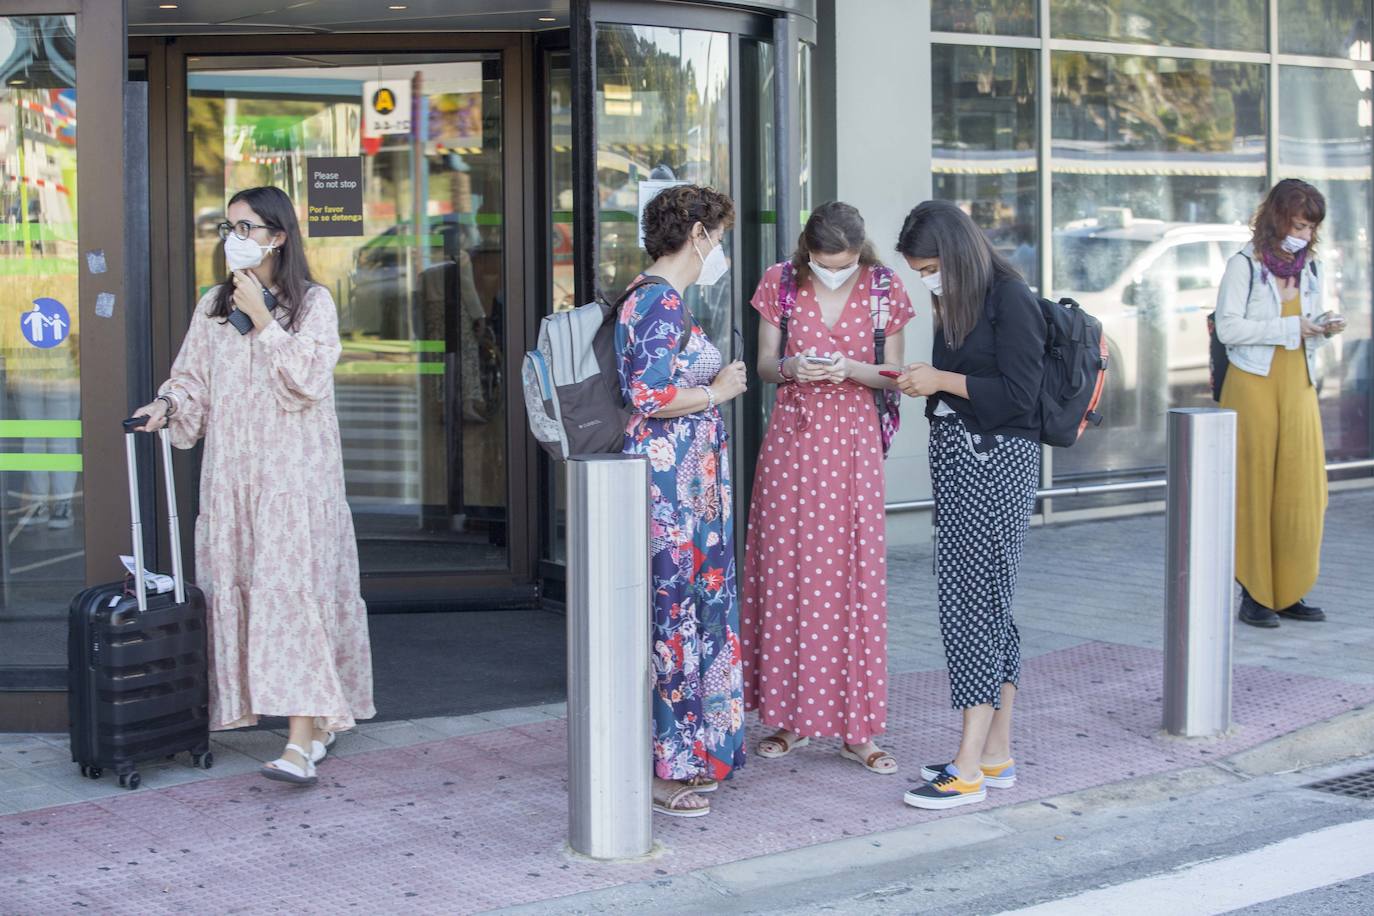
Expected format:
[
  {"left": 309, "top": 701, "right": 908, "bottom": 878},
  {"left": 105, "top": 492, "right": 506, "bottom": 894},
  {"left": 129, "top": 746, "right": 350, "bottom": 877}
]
[{"left": 925, "top": 274, "right": 1046, "bottom": 442}]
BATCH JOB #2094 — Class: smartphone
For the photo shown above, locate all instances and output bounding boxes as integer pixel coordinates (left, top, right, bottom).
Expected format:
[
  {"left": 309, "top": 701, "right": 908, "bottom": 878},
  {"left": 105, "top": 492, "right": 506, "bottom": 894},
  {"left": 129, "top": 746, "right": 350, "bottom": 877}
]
[
  {"left": 801, "top": 354, "right": 838, "bottom": 365},
  {"left": 878, "top": 370, "right": 901, "bottom": 380},
  {"left": 227, "top": 287, "right": 276, "bottom": 335}
]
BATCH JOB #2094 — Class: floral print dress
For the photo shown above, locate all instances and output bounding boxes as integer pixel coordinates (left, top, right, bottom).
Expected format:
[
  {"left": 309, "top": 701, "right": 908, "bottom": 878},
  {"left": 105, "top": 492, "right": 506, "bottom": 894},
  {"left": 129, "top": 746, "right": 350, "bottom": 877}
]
[
  {"left": 160, "top": 286, "right": 375, "bottom": 733},
  {"left": 616, "top": 279, "right": 746, "bottom": 782}
]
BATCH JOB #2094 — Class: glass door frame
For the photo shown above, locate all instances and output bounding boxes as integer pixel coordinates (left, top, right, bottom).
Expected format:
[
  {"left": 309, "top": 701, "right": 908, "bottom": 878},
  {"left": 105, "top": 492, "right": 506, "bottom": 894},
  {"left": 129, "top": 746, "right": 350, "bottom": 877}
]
[
  {"left": 543, "top": 0, "right": 813, "bottom": 590},
  {"left": 0, "top": 0, "right": 133, "bottom": 693},
  {"left": 133, "top": 31, "right": 543, "bottom": 609}
]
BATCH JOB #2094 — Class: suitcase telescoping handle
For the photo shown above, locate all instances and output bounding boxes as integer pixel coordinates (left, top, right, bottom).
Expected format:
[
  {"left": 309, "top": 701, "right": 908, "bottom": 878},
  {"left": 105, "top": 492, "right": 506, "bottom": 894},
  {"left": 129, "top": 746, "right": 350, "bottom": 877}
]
[{"left": 122, "top": 417, "right": 187, "bottom": 611}]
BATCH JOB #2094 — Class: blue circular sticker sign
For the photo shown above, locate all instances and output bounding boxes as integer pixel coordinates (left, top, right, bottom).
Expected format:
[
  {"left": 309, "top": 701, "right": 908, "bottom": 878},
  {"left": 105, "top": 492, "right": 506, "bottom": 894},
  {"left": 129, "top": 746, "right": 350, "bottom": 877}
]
[{"left": 20, "top": 297, "right": 71, "bottom": 349}]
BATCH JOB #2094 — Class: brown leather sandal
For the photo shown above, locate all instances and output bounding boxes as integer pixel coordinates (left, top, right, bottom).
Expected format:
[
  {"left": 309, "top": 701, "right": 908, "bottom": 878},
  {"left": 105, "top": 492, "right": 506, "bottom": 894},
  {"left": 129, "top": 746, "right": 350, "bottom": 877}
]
[
  {"left": 757, "top": 732, "right": 810, "bottom": 759},
  {"left": 840, "top": 744, "right": 899, "bottom": 774},
  {"left": 685, "top": 774, "right": 719, "bottom": 793}
]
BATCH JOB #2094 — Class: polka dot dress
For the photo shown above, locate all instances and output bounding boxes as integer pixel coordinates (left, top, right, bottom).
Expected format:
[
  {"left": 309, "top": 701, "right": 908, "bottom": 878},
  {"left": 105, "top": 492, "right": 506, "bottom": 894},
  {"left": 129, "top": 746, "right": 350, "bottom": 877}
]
[
  {"left": 741, "top": 262, "right": 914, "bottom": 744},
  {"left": 928, "top": 417, "right": 1040, "bottom": 710}
]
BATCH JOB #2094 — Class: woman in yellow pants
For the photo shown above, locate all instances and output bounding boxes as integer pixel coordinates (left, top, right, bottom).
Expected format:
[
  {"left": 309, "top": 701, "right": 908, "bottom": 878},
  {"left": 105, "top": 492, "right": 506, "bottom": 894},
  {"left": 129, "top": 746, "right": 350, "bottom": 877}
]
[{"left": 1214, "top": 179, "right": 1346, "bottom": 628}]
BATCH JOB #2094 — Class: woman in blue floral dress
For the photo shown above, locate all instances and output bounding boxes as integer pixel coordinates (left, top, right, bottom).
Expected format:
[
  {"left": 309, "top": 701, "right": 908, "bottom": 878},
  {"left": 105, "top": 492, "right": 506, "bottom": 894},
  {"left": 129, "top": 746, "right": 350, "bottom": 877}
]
[{"left": 616, "top": 185, "right": 749, "bottom": 818}]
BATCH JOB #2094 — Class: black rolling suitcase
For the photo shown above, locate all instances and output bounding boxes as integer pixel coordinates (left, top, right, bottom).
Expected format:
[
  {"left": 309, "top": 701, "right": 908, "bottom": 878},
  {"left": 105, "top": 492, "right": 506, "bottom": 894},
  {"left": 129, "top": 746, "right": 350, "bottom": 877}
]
[{"left": 68, "top": 421, "right": 212, "bottom": 789}]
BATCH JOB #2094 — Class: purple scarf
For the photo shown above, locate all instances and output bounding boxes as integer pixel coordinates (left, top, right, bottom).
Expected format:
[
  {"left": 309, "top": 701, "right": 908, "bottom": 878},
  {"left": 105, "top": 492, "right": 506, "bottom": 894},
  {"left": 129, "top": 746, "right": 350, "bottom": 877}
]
[{"left": 1258, "top": 245, "right": 1308, "bottom": 284}]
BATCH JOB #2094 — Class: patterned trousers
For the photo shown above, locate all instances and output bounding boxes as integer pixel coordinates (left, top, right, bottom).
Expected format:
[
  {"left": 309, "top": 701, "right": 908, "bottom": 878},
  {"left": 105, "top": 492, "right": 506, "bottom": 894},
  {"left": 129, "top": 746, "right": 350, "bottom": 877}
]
[{"left": 928, "top": 418, "right": 1040, "bottom": 710}]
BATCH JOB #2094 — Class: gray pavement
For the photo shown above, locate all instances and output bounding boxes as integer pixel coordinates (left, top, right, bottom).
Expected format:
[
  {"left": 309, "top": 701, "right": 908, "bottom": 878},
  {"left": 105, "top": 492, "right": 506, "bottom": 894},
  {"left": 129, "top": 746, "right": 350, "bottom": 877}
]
[
  {"left": 4, "top": 488, "right": 1371, "bottom": 817},
  {"left": 886, "top": 485, "right": 1374, "bottom": 685}
]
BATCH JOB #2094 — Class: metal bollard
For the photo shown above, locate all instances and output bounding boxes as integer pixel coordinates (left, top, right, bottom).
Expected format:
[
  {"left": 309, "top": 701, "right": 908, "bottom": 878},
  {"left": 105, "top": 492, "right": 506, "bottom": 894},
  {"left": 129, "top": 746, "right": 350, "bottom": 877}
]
[
  {"left": 566, "top": 454, "right": 652, "bottom": 859},
  {"left": 1163, "top": 407, "right": 1238, "bottom": 737}
]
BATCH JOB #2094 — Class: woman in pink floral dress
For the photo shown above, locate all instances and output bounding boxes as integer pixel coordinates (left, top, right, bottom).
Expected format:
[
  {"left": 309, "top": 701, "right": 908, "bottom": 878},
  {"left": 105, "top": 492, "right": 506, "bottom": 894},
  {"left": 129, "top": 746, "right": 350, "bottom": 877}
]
[
  {"left": 133, "top": 187, "right": 374, "bottom": 787},
  {"left": 741, "top": 202, "right": 913, "bottom": 775}
]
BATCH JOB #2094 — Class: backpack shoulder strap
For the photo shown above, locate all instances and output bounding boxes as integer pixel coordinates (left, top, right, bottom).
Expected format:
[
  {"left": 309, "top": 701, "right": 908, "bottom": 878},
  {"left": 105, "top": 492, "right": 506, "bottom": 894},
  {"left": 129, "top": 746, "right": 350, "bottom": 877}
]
[
  {"left": 777, "top": 262, "right": 798, "bottom": 360},
  {"left": 869, "top": 265, "right": 896, "bottom": 367},
  {"left": 1233, "top": 249, "right": 1255, "bottom": 302}
]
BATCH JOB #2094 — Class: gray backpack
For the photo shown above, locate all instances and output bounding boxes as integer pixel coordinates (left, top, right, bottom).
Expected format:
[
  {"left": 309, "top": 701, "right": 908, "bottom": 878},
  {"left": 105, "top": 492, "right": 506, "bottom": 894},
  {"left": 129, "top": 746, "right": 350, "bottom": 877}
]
[{"left": 522, "top": 276, "right": 675, "bottom": 460}]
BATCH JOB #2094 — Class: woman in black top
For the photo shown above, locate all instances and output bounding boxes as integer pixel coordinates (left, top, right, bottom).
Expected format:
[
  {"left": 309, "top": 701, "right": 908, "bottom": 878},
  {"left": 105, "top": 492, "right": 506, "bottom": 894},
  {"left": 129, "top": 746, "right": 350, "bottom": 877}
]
[{"left": 893, "top": 201, "right": 1045, "bottom": 811}]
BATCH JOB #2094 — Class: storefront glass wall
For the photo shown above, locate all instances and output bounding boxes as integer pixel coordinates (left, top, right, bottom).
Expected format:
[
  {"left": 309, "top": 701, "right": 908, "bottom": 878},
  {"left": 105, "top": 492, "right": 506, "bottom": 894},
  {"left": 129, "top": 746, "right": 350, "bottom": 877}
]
[
  {"left": 187, "top": 53, "right": 511, "bottom": 577},
  {"left": 595, "top": 25, "right": 734, "bottom": 344},
  {"left": 932, "top": 0, "right": 1374, "bottom": 487},
  {"left": 0, "top": 15, "right": 81, "bottom": 669}
]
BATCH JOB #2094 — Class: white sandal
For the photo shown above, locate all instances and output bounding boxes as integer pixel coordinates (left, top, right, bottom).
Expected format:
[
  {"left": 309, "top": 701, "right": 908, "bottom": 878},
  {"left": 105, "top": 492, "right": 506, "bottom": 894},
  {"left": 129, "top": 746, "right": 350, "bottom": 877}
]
[
  {"left": 310, "top": 731, "right": 336, "bottom": 765},
  {"left": 260, "top": 743, "right": 317, "bottom": 786}
]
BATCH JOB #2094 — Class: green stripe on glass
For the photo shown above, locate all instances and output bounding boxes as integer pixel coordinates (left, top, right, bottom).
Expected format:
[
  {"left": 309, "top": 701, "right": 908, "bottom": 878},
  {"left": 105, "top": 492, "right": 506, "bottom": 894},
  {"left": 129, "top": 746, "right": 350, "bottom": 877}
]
[
  {"left": 334, "top": 362, "right": 444, "bottom": 376},
  {"left": 0, "top": 420, "right": 83, "bottom": 438},
  {"left": 0, "top": 453, "right": 83, "bottom": 472}
]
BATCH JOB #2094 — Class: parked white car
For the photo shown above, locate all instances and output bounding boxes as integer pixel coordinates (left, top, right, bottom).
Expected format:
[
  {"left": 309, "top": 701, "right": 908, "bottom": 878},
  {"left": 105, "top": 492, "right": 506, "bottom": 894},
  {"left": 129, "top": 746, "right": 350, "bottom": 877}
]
[{"left": 1053, "top": 215, "right": 1252, "bottom": 393}]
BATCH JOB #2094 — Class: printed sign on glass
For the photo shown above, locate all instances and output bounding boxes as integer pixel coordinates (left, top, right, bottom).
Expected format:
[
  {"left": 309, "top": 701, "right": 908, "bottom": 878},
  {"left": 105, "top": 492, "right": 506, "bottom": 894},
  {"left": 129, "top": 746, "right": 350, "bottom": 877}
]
[
  {"left": 306, "top": 157, "right": 364, "bottom": 238},
  {"left": 363, "top": 79, "right": 412, "bottom": 136},
  {"left": 21, "top": 298, "right": 71, "bottom": 349}
]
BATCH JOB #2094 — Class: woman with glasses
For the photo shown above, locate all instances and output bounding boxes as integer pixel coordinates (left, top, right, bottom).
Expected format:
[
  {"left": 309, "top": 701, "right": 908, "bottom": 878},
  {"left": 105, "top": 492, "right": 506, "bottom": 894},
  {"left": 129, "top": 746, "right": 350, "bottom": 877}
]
[
  {"left": 131, "top": 186, "right": 374, "bottom": 787},
  {"left": 619, "top": 184, "right": 748, "bottom": 817}
]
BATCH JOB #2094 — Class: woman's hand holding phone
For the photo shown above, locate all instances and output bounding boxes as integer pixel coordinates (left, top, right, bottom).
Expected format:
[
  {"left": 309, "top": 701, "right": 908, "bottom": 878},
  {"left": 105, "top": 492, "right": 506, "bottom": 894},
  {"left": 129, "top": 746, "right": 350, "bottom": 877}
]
[
  {"left": 791, "top": 348, "right": 839, "bottom": 383},
  {"left": 231, "top": 270, "right": 272, "bottom": 330}
]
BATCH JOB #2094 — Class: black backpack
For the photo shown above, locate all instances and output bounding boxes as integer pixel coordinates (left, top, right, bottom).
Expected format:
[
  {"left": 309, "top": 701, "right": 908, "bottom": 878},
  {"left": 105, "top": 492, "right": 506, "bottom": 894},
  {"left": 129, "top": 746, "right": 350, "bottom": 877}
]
[{"left": 1037, "top": 297, "right": 1108, "bottom": 448}]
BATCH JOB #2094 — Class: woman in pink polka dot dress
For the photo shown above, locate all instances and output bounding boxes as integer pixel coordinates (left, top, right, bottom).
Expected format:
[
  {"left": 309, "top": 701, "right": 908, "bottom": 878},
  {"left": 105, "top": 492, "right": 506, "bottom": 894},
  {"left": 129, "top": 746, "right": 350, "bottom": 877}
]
[{"left": 741, "top": 202, "right": 914, "bottom": 775}]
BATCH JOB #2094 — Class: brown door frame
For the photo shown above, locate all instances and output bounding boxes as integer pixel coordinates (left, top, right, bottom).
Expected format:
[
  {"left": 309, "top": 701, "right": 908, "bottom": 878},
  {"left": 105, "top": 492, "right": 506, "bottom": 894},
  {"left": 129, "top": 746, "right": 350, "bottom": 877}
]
[
  {"left": 0, "top": 0, "right": 128, "bottom": 697},
  {"left": 130, "top": 31, "right": 542, "bottom": 607}
]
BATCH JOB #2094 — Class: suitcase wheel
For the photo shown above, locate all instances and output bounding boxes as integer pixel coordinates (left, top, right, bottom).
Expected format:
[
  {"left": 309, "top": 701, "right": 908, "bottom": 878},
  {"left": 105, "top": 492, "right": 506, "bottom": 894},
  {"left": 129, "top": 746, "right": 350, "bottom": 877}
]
[
  {"left": 118, "top": 771, "right": 141, "bottom": 790},
  {"left": 193, "top": 751, "right": 214, "bottom": 770},
  {"left": 84, "top": 766, "right": 103, "bottom": 780}
]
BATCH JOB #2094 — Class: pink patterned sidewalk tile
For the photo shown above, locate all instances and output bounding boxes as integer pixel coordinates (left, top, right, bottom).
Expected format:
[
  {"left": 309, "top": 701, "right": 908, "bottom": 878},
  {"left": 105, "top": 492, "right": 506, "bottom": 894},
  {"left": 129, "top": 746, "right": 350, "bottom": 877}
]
[{"left": 3, "top": 641, "right": 1372, "bottom": 915}]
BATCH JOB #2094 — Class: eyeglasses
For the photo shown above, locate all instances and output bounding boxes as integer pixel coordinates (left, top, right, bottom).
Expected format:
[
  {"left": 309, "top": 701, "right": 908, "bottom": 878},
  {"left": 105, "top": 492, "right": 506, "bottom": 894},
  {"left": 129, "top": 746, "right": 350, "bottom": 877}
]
[{"left": 216, "top": 220, "right": 277, "bottom": 241}]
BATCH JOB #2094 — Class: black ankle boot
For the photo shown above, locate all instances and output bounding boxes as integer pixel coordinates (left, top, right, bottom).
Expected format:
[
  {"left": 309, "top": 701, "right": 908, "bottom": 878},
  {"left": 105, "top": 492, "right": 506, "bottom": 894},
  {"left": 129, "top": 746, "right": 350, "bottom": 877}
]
[
  {"left": 1276, "top": 598, "right": 1326, "bottom": 622},
  {"left": 1238, "top": 588, "right": 1279, "bottom": 628}
]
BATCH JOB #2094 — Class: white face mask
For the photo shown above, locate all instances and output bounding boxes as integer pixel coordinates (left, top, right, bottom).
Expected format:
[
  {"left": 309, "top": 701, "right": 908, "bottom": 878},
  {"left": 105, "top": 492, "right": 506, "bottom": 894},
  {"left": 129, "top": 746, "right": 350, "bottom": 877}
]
[
  {"left": 921, "top": 271, "right": 943, "bottom": 297},
  {"left": 809, "top": 260, "right": 860, "bottom": 291},
  {"left": 1281, "top": 234, "right": 1309, "bottom": 254},
  {"left": 224, "top": 233, "right": 277, "bottom": 271},
  {"left": 694, "top": 237, "right": 728, "bottom": 287}
]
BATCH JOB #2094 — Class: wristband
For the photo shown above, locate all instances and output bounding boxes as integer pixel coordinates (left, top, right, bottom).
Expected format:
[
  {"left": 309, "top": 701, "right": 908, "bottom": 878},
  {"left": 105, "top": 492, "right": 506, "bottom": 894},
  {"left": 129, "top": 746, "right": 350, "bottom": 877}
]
[
  {"left": 703, "top": 386, "right": 717, "bottom": 410},
  {"left": 777, "top": 356, "right": 794, "bottom": 381},
  {"left": 157, "top": 394, "right": 177, "bottom": 416}
]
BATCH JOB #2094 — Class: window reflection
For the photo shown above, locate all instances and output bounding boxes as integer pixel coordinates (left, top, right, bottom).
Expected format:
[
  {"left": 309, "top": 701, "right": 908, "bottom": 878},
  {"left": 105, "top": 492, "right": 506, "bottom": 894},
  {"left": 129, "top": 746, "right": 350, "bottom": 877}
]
[
  {"left": 595, "top": 25, "right": 732, "bottom": 347},
  {"left": 1279, "top": 0, "right": 1373, "bottom": 60},
  {"left": 1280, "top": 64, "right": 1373, "bottom": 461},
  {"left": 933, "top": 45, "right": 1039, "bottom": 289},
  {"left": 933, "top": 0, "right": 1037, "bottom": 37},
  {"left": 0, "top": 14, "right": 82, "bottom": 669},
  {"left": 1051, "top": 0, "right": 1265, "bottom": 52},
  {"left": 1050, "top": 53, "right": 1267, "bottom": 479},
  {"left": 189, "top": 55, "right": 510, "bottom": 574}
]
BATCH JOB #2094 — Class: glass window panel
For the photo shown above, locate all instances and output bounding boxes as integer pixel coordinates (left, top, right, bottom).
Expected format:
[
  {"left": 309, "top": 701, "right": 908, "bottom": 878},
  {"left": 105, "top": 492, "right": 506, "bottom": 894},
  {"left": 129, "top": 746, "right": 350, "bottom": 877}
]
[
  {"left": 798, "top": 40, "right": 813, "bottom": 223},
  {"left": 1051, "top": 0, "right": 1266, "bottom": 51},
  {"left": 0, "top": 15, "right": 81, "bottom": 670},
  {"left": 933, "top": 1, "right": 1038, "bottom": 37},
  {"left": 932, "top": 45, "right": 1039, "bottom": 289},
  {"left": 1280, "top": 64, "right": 1373, "bottom": 461},
  {"left": 188, "top": 54, "right": 510, "bottom": 574},
  {"left": 1279, "top": 0, "right": 1373, "bottom": 59},
  {"left": 595, "top": 25, "right": 732, "bottom": 347},
  {"left": 1050, "top": 53, "right": 1268, "bottom": 481},
  {"left": 547, "top": 52, "right": 573, "bottom": 565}
]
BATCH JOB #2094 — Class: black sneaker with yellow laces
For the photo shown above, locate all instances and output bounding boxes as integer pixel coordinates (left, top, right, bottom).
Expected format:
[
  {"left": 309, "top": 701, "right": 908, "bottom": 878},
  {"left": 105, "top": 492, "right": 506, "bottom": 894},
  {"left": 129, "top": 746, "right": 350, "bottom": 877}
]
[{"left": 903, "top": 769, "right": 987, "bottom": 810}]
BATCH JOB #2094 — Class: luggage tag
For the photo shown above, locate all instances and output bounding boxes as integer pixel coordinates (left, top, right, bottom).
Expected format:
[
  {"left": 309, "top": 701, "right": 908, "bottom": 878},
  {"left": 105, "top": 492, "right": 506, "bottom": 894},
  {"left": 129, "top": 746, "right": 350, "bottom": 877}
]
[{"left": 119, "top": 555, "right": 176, "bottom": 595}]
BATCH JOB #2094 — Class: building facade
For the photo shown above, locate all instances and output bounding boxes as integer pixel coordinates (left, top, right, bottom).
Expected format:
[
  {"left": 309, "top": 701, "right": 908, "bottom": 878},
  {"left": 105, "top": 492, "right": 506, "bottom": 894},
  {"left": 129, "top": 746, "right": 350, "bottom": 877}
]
[{"left": 1, "top": 0, "right": 1370, "bottom": 727}]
